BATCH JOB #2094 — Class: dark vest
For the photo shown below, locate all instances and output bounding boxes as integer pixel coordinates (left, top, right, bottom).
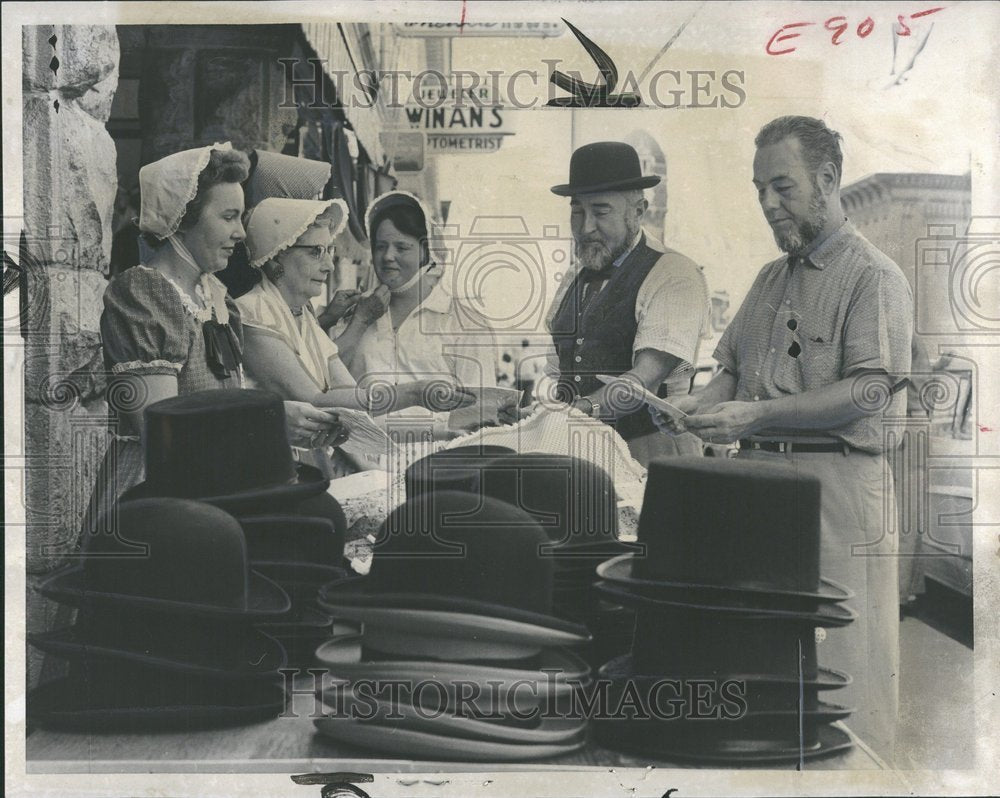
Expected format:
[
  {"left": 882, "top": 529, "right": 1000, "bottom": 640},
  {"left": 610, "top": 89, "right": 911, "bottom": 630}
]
[{"left": 549, "top": 236, "right": 664, "bottom": 440}]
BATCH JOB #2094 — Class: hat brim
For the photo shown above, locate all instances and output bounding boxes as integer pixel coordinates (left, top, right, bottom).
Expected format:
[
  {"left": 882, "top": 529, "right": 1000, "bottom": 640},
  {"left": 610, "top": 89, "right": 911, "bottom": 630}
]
[
  {"left": 598, "top": 553, "right": 854, "bottom": 604},
  {"left": 120, "top": 463, "right": 330, "bottom": 516},
  {"left": 28, "top": 677, "right": 285, "bottom": 732},
  {"left": 316, "top": 594, "right": 591, "bottom": 650},
  {"left": 602, "top": 654, "right": 852, "bottom": 690},
  {"left": 550, "top": 175, "right": 661, "bottom": 197},
  {"left": 592, "top": 716, "right": 853, "bottom": 764},
  {"left": 320, "top": 690, "right": 587, "bottom": 745},
  {"left": 318, "top": 579, "right": 590, "bottom": 640},
  {"left": 313, "top": 711, "right": 587, "bottom": 762},
  {"left": 28, "top": 627, "right": 287, "bottom": 681},
  {"left": 594, "top": 581, "right": 857, "bottom": 628},
  {"left": 315, "top": 635, "right": 589, "bottom": 685},
  {"left": 38, "top": 566, "right": 291, "bottom": 621}
]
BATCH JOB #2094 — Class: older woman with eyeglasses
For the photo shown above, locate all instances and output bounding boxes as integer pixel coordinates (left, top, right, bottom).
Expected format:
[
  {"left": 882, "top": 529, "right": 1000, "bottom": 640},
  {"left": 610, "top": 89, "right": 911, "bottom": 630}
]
[{"left": 236, "top": 198, "right": 471, "bottom": 470}]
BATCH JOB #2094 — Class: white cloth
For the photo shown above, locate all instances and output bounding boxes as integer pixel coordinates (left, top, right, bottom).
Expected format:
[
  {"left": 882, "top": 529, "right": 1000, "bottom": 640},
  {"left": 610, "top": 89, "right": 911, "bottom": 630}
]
[
  {"left": 244, "top": 197, "right": 349, "bottom": 267},
  {"left": 235, "top": 275, "right": 341, "bottom": 391},
  {"left": 139, "top": 142, "right": 232, "bottom": 239}
]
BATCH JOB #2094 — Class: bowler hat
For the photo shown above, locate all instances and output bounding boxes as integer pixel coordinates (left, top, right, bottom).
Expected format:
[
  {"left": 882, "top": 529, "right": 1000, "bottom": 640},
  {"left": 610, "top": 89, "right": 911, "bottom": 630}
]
[
  {"left": 121, "top": 389, "right": 329, "bottom": 514},
  {"left": 550, "top": 142, "right": 661, "bottom": 196},
  {"left": 40, "top": 498, "right": 291, "bottom": 620},
  {"left": 29, "top": 607, "right": 287, "bottom": 680},
  {"left": 318, "top": 491, "right": 589, "bottom": 640},
  {"left": 240, "top": 515, "right": 346, "bottom": 568},
  {"left": 404, "top": 445, "right": 515, "bottom": 497}
]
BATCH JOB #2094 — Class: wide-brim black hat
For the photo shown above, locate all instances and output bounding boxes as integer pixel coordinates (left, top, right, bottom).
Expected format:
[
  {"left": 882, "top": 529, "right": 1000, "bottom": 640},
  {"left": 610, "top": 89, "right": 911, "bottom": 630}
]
[
  {"left": 42, "top": 498, "right": 292, "bottom": 621},
  {"left": 39, "top": 564, "right": 290, "bottom": 622},
  {"left": 120, "top": 462, "right": 329, "bottom": 516},
  {"left": 595, "top": 580, "right": 856, "bottom": 628},
  {"left": 598, "top": 553, "right": 854, "bottom": 607},
  {"left": 28, "top": 618, "right": 287, "bottom": 681},
  {"left": 28, "top": 673, "right": 286, "bottom": 732},
  {"left": 551, "top": 141, "right": 661, "bottom": 196}
]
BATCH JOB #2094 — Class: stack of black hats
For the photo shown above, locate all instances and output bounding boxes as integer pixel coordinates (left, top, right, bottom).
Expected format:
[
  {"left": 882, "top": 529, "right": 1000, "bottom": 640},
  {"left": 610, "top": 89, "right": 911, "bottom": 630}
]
[
  {"left": 592, "top": 457, "right": 858, "bottom": 764},
  {"left": 312, "top": 490, "right": 593, "bottom": 761},
  {"left": 122, "top": 388, "right": 352, "bottom": 667},
  {"left": 28, "top": 388, "right": 352, "bottom": 731},
  {"left": 405, "top": 450, "right": 639, "bottom": 669},
  {"left": 30, "top": 498, "right": 292, "bottom": 731}
]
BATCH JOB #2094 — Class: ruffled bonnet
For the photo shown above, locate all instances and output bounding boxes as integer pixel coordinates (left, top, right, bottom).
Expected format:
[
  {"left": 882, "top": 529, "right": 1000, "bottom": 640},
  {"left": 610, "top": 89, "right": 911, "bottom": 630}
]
[{"left": 243, "top": 197, "right": 350, "bottom": 268}]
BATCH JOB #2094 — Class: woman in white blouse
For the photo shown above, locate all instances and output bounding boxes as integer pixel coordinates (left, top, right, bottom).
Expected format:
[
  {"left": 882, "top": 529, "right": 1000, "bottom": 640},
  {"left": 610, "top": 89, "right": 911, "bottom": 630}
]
[{"left": 336, "top": 191, "right": 503, "bottom": 437}]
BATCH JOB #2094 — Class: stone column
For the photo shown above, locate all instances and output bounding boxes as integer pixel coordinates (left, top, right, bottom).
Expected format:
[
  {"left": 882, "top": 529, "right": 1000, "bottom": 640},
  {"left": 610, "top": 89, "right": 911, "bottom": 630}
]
[{"left": 21, "top": 25, "right": 119, "bottom": 688}]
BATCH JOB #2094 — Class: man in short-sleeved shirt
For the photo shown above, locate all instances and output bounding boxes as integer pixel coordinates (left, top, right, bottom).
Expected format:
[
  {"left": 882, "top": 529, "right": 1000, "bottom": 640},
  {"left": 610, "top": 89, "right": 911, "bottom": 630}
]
[{"left": 657, "top": 117, "right": 912, "bottom": 759}]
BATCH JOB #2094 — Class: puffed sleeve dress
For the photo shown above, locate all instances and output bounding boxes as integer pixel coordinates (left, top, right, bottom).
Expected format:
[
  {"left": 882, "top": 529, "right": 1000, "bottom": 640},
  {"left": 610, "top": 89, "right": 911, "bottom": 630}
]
[{"left": 81, "top": 265, "right": 244, "bottom": 534}]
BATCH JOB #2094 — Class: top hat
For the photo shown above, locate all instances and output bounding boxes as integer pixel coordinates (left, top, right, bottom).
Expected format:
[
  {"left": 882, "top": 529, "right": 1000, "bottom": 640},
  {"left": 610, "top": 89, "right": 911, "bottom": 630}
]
[
  {"left": 122, "top": 389, "right": 329, "bottom": 514},
  {"left": 319, "top": 491, "right": 589, "bottom": 640},
  {"left": 550, "top": 142, "right": 661, "bottom": 197},
  {"left": 39, "top": 498, "right": 291, "bottom": 620},
  {"left": 620, "top": 457, "right": 835, "bottom": 599}
]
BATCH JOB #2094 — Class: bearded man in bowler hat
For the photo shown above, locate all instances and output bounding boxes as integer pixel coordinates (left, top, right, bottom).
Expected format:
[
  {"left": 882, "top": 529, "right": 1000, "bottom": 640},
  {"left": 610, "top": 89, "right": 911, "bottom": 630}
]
[
  {"left": 656, "top": 116, "right": 912, "bottom": 759},
  {"left": 530, "top": 141, "right": 709, "bottom": 466}
]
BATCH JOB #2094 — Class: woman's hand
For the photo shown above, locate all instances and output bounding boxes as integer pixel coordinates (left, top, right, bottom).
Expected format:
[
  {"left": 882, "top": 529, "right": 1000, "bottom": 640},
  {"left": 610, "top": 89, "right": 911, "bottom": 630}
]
[
  {"left": 318, "top": 289, "right": 362, "bottom": 330},
  {"left": 399, "top": 380, "right": 476, "bottom": 412},
  {"left": 354, "top": 285, "right": 390, "bottom": 325},
  {"left": 283, "top": 401, "right": 350, "bottom": 449}
]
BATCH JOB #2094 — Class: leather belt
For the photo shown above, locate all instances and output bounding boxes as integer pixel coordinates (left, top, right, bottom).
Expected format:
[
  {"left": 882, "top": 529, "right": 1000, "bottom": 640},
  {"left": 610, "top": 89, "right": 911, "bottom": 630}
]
[{"left": 739, "top": 439, "right": 852, "bottom": 454}]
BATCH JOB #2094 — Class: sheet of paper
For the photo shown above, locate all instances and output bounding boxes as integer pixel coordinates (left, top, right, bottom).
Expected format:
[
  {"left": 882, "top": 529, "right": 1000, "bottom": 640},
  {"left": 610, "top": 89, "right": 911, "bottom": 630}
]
[
  {"left": 596, "top": 374, "right": 688, "bottom": 421},
  {"left": 332, "top": 407, "right": 400, "bottom": 458}
]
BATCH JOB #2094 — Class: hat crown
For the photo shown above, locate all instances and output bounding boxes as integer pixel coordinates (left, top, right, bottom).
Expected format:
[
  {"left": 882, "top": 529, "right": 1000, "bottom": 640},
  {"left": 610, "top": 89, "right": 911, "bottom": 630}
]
[
  {"left": 551, "top": 141, "right": 661, "bottom": 197},
  {"left": 240, "top": 513, "right": 344, "bottom": 565},
  {"left": 144, "top": 389, "right": 296, "bottom": 500},
  {"left": 82, "top": 498, "right": 250, "bottom": 610},
  {"left": 634, "top": 457, "right": 821, "bottom": 593},
  {"left": 369, "top": 492, "right": 555, "bottom": 614}
]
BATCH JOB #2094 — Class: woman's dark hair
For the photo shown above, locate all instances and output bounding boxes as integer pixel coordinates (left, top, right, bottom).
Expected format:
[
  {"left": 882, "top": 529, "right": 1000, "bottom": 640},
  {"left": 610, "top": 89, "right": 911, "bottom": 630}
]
[
  {"left": 141, "top": 148, "right": 250, "bottom": 249},
  {"left": 262, "top": 259, "right": 285, "bottom": 282},
  {"left": 370, "top": 205, "right": 429, "bottom": 266},
  {"left": 178, "top": 148, "right": 251, "bottom": 231}
]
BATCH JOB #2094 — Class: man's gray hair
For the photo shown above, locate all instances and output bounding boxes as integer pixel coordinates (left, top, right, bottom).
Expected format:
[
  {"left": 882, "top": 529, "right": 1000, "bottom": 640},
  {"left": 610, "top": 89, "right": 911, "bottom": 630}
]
[{"left": 755, "top": 116, "right": 844, "bottom": 184}]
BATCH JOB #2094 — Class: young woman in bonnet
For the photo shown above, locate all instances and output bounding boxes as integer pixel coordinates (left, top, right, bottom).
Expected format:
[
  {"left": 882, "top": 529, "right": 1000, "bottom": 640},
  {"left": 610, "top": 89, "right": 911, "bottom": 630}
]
[{"left": 84, "top": 143, "right": 344, "bottom": 526}]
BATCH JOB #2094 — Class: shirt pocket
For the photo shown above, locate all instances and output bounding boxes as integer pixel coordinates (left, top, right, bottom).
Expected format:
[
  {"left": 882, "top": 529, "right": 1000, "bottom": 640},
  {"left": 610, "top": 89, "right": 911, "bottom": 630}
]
[{"left": 773, "top": 329, "right": 842, "bottom": 394}]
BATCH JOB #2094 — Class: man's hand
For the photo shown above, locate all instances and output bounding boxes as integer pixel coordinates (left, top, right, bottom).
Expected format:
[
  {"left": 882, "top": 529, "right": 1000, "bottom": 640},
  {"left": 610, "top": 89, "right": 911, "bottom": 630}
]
[
  {"left": 283, "top": 401, "right": 350, "bottom": 449},
  {"left": 318, "top": 289, "right": 362, "bottom": 329},
  {"left": 683, "top": 401, "right": 762, "bottom": 444},
  {"left": 354, "top": 285, "right": 390, "bottom": 325},
  {"left": 650, "top": 393, "right": 700, "bottom": 435}
]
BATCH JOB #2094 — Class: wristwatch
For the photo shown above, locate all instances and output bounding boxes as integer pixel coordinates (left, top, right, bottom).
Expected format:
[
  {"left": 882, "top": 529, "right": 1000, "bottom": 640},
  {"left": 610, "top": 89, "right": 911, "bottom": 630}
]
[{"left": 572, "top": 396, "right": 600, "bottom": 418}]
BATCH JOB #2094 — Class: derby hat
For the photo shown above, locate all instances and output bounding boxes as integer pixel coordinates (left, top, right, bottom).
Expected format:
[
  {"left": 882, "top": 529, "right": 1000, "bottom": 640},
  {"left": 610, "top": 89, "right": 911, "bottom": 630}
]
[
  {"left": 240, "top": 514, "right": 346, "bottom": 568},
  {"left": 40, "top": 498, "right": 291, "bottom": 620},
  {"left": 624, "top": 456, "right": 836, "bottom": 599},
  {"left": 318, "top": 491, "right": 589, "bottom": 640},
  {"left": 121, "top": 389, "right": 329, "bottom": 515},
  {"left": 29, "top": 607, "right": 287, "bottom": 680},
  {"left": 404, "top": 445, "right": 515, "bottom": 498},
  {"left": 550, "top": 141, "right": 661, "bottom": 196},
  {"left": 29, "top": 659, "right": 286, "bottom": 732}
]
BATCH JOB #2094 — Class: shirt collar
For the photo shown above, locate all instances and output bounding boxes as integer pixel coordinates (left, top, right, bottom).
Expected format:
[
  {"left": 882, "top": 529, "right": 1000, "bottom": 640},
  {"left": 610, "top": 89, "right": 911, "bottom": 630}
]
[
  {"left": 793, "top": 217, "right": 850, "bottom": 270},
  {"left": 613, "top": 230, "right": 644, "bottom": 269}
]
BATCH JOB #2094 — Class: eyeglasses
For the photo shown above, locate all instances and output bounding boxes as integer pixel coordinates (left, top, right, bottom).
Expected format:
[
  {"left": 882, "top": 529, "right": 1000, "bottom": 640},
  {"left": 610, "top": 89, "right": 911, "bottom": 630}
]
[
  {"left": 287, "top": 244, "right": 336, "bottom": 259},
  {"left": 786, "top": 317, "right": 801, "bottom": 358}
]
